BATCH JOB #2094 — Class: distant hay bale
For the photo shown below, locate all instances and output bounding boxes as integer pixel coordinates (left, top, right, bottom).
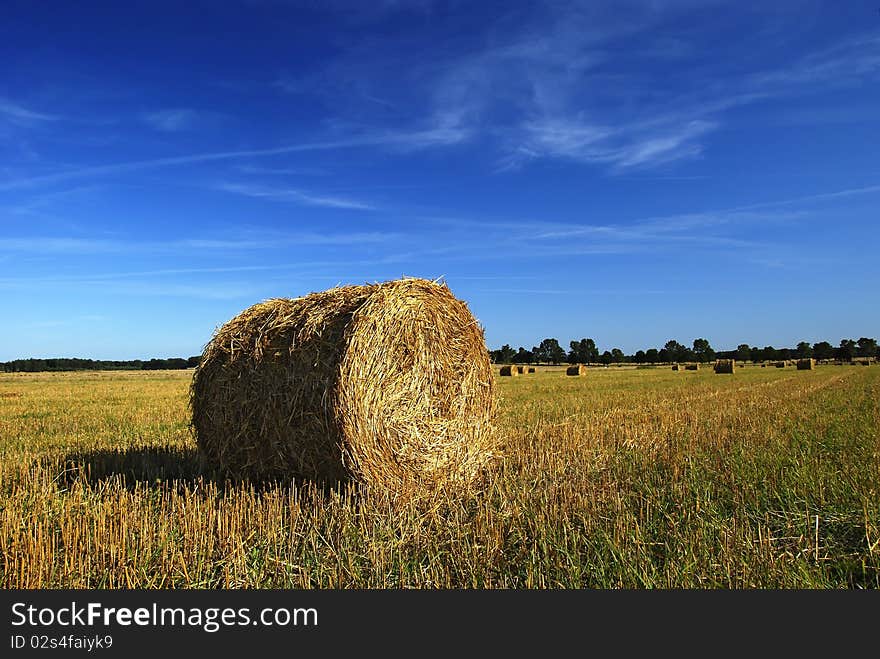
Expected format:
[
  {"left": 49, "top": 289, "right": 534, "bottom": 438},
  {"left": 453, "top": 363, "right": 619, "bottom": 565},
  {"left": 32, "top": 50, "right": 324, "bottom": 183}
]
[
  {"left": 527, "top": 366, "right": 536, "bottom": 373},
  {"left": 685, "top": 363, "right": 699, "bottom": 371},
  {"left": 516, "top": 365, "right": 526, "bottom": 374},
  {"left": 499, "top": 365, "right": 518, "bottom": 376},
  {"left": 566, "top": 364, "right": 587, "bottom": 376},
  {"left": 672, "top": 364, "right": 682, "bottom": 371},
  {"left": 190, "top": 277, "right": 496, "bottom": 491},
  {"left": 775, "top": 361, "right": 785, "bottom": 368},
  {"left": 796, "top": 358, "right": 816, "bottom": 370},
  {"left": 860, "top": 360, "right": 870, "bottom": 366},
  {"left": 714, "top": 359, "right": 735, "bottom": 374}
]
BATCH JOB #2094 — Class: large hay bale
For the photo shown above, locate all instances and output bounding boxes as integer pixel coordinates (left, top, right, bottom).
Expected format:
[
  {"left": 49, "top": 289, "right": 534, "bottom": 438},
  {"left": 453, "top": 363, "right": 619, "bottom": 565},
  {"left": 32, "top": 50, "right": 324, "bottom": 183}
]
[
  {"left": 566, "top": 364, "right": 587, "bottom": 376},
  {"left": 714, "top": 359, "right": 735, "bottom": 374},
  {"left": 190, "top": 278, "right": 496, "bottom": 491},
  {"left": 499, "top": 365, "right": 518, "bottom": 376},
  {"left": 796, "top": 358, "right": 816, "bottom": 370}
]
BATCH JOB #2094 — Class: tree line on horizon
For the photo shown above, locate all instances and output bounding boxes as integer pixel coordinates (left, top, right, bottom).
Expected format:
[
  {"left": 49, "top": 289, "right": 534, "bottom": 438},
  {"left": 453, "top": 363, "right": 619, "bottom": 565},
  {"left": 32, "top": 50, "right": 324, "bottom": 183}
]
[
  {"left": 490, "top": 337, "right": 879, "bottom": 365},
  {"left": 1, "top": 336, "right": 877, "bottom": 373},
  {"left": 0, "top": 356, "right": 202, "bottom": 373}
]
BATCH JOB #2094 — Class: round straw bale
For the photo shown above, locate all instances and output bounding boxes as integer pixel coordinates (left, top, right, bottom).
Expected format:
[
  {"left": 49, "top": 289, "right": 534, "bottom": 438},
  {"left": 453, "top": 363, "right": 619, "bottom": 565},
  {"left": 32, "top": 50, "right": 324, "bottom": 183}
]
[{"left": 190, "top": 278, "right": 496, "bottom": 491}]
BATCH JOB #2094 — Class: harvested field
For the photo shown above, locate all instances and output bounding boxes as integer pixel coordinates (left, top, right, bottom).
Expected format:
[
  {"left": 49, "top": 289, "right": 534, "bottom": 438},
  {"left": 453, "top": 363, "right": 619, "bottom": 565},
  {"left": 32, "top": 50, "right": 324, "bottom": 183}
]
[{"left": 1, "top": 366, "right": 877, "bottom": 588}]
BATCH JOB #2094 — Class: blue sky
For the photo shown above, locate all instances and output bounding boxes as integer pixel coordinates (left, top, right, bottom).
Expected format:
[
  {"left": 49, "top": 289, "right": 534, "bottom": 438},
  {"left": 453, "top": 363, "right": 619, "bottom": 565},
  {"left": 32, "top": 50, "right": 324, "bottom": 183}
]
[{"left": 1, "top": 1, "right": 878, "bottom": 360}]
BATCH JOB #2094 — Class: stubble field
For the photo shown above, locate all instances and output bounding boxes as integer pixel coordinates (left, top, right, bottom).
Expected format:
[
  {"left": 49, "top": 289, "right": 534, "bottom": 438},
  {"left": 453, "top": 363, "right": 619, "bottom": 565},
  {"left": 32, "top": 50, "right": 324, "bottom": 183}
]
[{"left": 1, "top": 365, "right": 878, "bottom": 588}]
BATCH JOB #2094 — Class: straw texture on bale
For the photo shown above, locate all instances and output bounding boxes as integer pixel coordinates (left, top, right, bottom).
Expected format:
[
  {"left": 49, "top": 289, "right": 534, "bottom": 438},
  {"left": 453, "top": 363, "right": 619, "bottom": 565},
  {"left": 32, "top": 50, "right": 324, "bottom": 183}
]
[
  {"left": 190, "top": 278, "right": 496, "bottom": 491},
  {"left": 714, "top": 359, "right": 735, "bottom": 374},
  {"left": 796, "top": 358, "right": 816, "bottom": 370},
  {"left": 499, "top": 365, "right": 518, "bottom": 377},
  {"left": 566, "top": 364, "right": 587, "bottom": 376}
]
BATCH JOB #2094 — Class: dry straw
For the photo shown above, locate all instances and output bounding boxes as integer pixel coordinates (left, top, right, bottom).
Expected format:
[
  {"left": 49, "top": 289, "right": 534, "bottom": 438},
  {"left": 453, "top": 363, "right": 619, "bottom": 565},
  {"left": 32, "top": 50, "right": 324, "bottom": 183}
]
[
  {"left": 796, "top": 358, "right": 816, "bottom": 370},
  {"left": 566, "top": 364, "right": 587, "bottom": 376},
  {"left": 714, "top": 359, "right": 735, "bottom": 374},
  {"left": 190, "top": 278, "right": 496, "bottom": 492},
  {"left": 499, "top": 365, "right": 518, "bottom": 376}
]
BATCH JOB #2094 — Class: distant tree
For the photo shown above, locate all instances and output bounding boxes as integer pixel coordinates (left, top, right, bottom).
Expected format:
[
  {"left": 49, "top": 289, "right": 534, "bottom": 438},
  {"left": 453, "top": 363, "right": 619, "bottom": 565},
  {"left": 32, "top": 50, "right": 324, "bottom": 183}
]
[
  {"left": 514, "top": 347, "right": 533, "bottom": 364},
  {"left": 633, "top": 350, "right": 646, "bottom": 364},
  {"left": 568, "top": 338, "right": 598, "bottom": 364},
  {"left": 497, "top": 344, "right": 516, "bottom": 363},
  {"left": 692, "top": 338, "right": 714, "bottom": 363},
  {"left": 534, "top": 338, "right": 565, "bottom": 364},
  {"left": 761, "top": 345, "right": 778, "bottom": 361},
  {"left": 657, "top": 348, "right": 669, "bottom": 363},
  {"left": 837, "top": 339, "right": 856, "bottom": 361},
  {"left": 663, "top": 340, "right": 687, "bottom": 362},
  {"left": 735, "top": 344, "right": 751, "bottom": 362},
  {"left": 599, "top": 350, "right": 612, "bottom": 365},
  {"left": 857, "top": 337, "right": 878, "bottom": 359},
  {"left": 750, "top": 346, "right": 762, "bottom": 363},
  {"left": 186, "top": 356, "right": 201, "bottom": 368},
  {"left": 795, "top": 341, "right": 812, "bottom": 358},
  {"left": 611, "top": 348, "right": 624, "bottom": 363},
  {"left": 811, "top": 341, "right": 833, "bottom": 361},
  {"left": 645, "top": 348, "right": 659, "bottom": 363}
]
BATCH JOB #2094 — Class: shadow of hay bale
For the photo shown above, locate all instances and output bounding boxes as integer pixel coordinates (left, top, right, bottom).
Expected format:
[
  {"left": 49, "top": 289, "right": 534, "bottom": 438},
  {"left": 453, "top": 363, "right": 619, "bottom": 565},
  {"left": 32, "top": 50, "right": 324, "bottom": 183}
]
[
  {"left": 54, "top": 446, "right": 210, "bottom": 490},
  {"left": 52, "top": 446, "right": 347, "bottom": 496}
]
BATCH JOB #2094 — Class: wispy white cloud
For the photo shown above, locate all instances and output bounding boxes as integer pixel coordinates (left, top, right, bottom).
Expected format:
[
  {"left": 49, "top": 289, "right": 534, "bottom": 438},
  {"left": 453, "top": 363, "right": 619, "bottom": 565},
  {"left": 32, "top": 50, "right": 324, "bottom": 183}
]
[
  {"left": 417, "top": 185, "right": 869, "bottom": 254},
  {"left": 506, "top": 117, "right": 716, "bottom": 170},
  {"left": 0, "top": 230, "right": 400, "bottom": 255},
  {"left": 0, "top": 128, "right": 466, "bottom": 190},
  {"left": 0, "top": 98, "right": 59, "bottom": 124},
  {"left": 236, "top": 164, "right": 329, "bottom": 176},
  {"left": 216, "top": 182, "right": 377, "bottom": 210},
  {"left": 411, "top": 13, "right": 880, "bottom": 171},
  {"left": 141, "top": 108, "right": 202, "bottom": 132}
]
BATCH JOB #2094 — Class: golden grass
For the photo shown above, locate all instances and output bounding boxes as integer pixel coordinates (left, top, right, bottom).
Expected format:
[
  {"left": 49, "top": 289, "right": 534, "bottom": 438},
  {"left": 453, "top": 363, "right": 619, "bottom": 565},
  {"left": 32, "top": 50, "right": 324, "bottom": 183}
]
[{"left": 1, "top": 367, "right": 877, "bottom": 588}]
